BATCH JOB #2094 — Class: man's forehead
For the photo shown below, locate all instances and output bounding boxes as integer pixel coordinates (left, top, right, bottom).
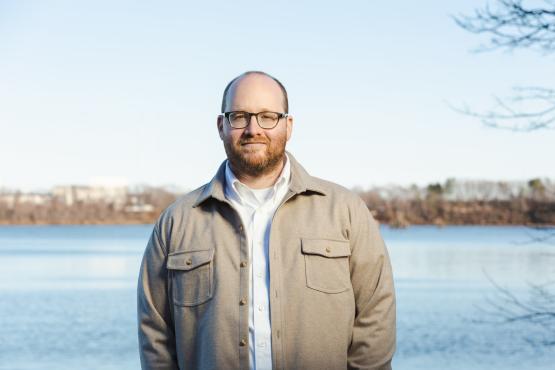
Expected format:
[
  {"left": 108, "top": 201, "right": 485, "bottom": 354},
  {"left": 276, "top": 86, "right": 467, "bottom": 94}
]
[
  {"left": 227, "top": 74, "right": 284, "bottom": 107},
  {"left": 230, "top": 74, "right": 282, "bottom": 95}
]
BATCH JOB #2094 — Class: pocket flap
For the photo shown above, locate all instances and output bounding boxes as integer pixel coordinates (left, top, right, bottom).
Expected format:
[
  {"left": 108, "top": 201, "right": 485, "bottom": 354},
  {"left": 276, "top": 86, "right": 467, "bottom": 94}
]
[
  {"left": 301, "top": 238, "right": 351, "bottom": 258},
  {"left": 167, "top": 249, "right": 215, "bottom": 271}
]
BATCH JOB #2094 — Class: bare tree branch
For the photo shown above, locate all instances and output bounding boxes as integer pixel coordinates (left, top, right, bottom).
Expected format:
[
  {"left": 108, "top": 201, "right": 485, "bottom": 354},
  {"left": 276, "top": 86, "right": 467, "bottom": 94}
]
[
  {"left": 448, "top": 86, "right": 555, "bottom": 131},
  {"left": 452, "top": 1, "right": 555, "bottom": 130},
  {"left": 473, "top": 271, "right": 555, "bottom": 345},
  {"left": 520, "top": 225, "right": 555, "bottom": 244},
  {"left": 453, "top": 0, "right": 555, "bottom": 53}
]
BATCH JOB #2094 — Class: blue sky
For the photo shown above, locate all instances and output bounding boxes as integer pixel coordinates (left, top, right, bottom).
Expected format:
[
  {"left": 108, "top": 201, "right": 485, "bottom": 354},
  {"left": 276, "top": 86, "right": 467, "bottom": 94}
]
[{"left": 1, "top": 0, "right": 554, "bottom": 191}]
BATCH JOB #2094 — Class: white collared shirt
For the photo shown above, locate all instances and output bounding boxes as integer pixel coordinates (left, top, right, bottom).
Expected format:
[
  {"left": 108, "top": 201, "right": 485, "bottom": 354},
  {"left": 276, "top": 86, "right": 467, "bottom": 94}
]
[{"left": 224, "top": 155, "right": 291, "bottom": 370}]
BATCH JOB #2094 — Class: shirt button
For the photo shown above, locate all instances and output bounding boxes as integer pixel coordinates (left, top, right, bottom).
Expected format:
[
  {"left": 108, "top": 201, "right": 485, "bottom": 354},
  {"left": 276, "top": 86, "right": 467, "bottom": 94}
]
[
  {"left": 238, "top": 225, "right": 243, "bottom": 232},
  {"left": 256, "top": 271, "right": 263, "bottom": 278},
  {"left": 239, "top": 298, "right": 247, "bottom": 306},
  {"left": 239, "top": 338, "right": 247, "bottom": 347},
  {"left": 240, "top": 261, "right": 247, "bottom": 268},
  {"left": 258, "top": 305, "right": 263, "bottom": 311}
]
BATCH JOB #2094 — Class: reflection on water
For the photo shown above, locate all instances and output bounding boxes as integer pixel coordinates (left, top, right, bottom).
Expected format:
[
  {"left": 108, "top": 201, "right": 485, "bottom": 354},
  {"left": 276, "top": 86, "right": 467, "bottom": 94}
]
[
  {"left": 383, "top": 226, "right": 555, "bottom": 284},
  {"left": 0, "top": 225, "right": 553, "bottom": 370},
  {"left": 0, "top": 225, "right": 148, "bottom": 291}
]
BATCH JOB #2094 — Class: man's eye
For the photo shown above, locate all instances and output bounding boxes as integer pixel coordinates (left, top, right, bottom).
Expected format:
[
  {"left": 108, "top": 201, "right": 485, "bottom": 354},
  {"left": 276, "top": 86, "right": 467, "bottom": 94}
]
[
  {"left": 232, "top": 113, "right": 246, "bottom": 120},
  {"left": 261, "top": 113, "right": 277, "bottom": 120}
]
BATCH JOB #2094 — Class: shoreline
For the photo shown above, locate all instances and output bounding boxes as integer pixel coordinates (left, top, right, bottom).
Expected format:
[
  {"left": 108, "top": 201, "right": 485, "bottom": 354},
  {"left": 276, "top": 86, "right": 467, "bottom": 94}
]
[{"left": 1, "top": 221, "right": 553, "bottom": 227}]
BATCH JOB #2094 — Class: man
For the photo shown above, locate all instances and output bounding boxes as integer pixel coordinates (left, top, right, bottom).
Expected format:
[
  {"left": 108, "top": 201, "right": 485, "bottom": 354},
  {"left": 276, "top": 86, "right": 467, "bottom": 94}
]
[{"left": 137, "top": 71, "right": 396, "bottom": 370}]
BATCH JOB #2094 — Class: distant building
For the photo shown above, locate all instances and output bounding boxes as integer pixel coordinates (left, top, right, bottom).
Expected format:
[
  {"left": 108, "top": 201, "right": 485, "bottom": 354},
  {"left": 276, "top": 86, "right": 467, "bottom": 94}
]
[
  {"left": 124, "top": 204, "right": 155, "bottom": 213},
  {"left": 52, "top": 185, "right": 128, "bottom": 208},
  {"left": 0, "top": 192, "right": 51, "bottom": 209}
]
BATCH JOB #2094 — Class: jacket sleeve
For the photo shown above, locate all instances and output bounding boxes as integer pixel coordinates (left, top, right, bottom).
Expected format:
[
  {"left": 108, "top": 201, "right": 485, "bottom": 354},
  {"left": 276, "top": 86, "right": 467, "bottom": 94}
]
[
  {"left": 347, "top": 199, "right": 396, "bottom": 370},
  {"left": 137, "top": 222, "right": 179, "bottom": 370}
]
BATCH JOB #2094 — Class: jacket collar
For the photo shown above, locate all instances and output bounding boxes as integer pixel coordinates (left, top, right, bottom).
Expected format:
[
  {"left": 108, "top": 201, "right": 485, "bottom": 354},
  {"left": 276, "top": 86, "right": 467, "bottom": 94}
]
[{"left": 192, "top": 151, "right": 326, "bottom": 208}]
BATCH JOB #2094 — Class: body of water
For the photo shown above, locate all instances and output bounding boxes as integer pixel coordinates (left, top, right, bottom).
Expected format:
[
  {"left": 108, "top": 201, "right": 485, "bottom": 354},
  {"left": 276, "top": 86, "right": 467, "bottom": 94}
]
[{"left": 0, "top": 225, "right": 553, "bottom": 369}]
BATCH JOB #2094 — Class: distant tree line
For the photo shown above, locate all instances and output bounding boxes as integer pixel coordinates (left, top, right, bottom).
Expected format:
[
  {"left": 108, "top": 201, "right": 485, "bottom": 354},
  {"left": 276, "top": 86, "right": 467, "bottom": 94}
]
[
  {"left": 0, "top": 187, "right": 176, "bottom": 225},
  {"left": 360, "top": 177, "right": 555, "bottom": 227},
  {"left": 1, "top": 179, "right": 553, "bottom": 226}
]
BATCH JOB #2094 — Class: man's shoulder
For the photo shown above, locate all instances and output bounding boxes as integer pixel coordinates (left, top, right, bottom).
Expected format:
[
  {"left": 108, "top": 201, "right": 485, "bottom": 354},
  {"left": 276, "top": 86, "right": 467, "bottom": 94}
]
[
  {"left": 308, "top": 175, "right": 366, "bottom": 207},
  {"left": 156, "top": 183, "right": 208, "bottom": 225}
]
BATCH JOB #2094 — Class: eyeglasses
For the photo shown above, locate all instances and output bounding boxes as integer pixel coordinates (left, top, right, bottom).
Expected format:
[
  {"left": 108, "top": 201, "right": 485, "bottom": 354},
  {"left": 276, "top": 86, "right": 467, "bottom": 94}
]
[{"left": 222, "top": 111, "right": 288, "bottom": 129}]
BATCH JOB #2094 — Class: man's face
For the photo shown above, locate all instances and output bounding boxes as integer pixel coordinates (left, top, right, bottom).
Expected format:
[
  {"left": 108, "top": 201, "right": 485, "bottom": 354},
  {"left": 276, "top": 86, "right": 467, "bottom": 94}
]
[{"left": 217, "top": 74, "right": 293, "bottom": 177}]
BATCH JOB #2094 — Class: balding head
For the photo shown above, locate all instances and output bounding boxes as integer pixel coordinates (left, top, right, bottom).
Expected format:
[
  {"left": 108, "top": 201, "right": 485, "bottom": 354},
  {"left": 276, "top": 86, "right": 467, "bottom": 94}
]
[
  {"left": 216, "top": 71, "right": 294, "bottom": 184},
  {"left": 221, "top": 71, "right": 289, "bottom": 113}
]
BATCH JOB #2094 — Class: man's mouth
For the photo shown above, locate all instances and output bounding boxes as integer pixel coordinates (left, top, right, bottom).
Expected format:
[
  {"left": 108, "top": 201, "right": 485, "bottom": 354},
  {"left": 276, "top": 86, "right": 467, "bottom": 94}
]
[{"left": 241, "top": 142, "right": 267, "bottom": 146}]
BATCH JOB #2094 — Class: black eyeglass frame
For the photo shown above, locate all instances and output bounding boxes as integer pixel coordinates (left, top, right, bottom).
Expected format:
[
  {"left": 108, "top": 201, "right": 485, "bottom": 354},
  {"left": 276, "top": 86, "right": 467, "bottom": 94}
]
[{"left": 222, "top": 111, "right": 288, "bottom": 129}]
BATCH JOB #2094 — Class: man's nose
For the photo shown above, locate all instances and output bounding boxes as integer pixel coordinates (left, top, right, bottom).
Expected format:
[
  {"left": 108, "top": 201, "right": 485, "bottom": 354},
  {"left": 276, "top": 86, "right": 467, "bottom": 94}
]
[{"left": 244, "top": 114, "right": 264, "bottom": 135}]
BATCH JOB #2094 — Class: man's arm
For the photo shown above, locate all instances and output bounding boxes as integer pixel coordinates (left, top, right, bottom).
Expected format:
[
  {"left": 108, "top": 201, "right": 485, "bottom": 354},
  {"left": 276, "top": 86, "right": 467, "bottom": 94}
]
[
  {"left": 137, "top": 223, "right": 179, "bottom": 370},
  {"left": 347, "top": 199, "right": 396, "bottom": 370}
]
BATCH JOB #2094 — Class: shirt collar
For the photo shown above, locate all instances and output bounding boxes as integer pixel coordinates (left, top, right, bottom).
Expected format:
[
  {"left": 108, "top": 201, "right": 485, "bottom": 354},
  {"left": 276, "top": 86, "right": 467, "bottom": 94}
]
[
  {"left": 193, "top": 151, "right": 326, "bottom": 208},
  {"left": 224, "top": 154, "right": 291, "bottom": 207}
]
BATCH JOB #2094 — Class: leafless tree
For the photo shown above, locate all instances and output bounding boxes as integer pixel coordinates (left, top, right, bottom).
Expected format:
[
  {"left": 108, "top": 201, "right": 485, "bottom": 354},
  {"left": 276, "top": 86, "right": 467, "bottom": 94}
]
[
  {"left": 474, "top": 226, "right": 555, "bottom": 345},
  {"left": 476, "top": 272, "right": 555, "bottom": 345},
  {"left": 516, "top": 225, "right": 555, "bottom": 246},
  {"left": 454, "top": 0, "right": 555, "bottom": 53},
  {"left": 453, "top": 0, "right": 555, "bottom": 131}
]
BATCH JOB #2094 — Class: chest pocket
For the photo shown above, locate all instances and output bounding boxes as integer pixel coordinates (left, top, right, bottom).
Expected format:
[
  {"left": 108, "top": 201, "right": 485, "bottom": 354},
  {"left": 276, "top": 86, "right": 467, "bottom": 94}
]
[
  {"left": 167, "top": 249, "right": 215, "bottom": 306},
  {"left": 301, "top": 238, "right": 352, "bottom": 294}
]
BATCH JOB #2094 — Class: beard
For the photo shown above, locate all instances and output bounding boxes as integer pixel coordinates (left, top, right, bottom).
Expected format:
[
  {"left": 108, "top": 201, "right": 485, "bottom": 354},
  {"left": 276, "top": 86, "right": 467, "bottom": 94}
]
[{"left": 223, "top": 132, "right": 286, "bottom": 177}]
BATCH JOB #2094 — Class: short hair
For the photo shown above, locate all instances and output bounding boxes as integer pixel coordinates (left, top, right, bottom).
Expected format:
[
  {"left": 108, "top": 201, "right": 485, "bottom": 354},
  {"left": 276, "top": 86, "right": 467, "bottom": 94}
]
[{"left": 221, "top": 71, "right": 289, "bottom": 113}]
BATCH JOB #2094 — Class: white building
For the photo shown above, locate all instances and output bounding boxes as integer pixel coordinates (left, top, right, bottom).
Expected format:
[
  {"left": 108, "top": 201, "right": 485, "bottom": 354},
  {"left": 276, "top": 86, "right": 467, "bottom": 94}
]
[{"left": 52, "top": 185, "right": 128, "bottom": 207}]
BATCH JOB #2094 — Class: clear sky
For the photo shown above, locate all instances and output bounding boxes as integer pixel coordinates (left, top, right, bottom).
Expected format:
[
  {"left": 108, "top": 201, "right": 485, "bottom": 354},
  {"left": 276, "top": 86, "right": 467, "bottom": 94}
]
[{"left": 1, "top": 0, "right": 554, "bottom": 192}]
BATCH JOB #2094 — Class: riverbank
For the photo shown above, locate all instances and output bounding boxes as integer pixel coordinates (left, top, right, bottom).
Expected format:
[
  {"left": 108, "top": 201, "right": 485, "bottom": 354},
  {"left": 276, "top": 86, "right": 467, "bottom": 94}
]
[
  {"left": 365, "top": 198, "right": 555, "bottom": 227},
  {"left": 1, "top": 197, "right": 553, "bottom": 227},
  {"left": 2, "top": 178, "right": 553, "bottom": 227}
]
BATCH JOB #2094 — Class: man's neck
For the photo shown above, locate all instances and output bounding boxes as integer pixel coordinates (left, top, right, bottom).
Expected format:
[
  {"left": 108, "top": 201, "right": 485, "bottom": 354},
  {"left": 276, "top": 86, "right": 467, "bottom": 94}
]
[{"left": 230, "top": 156, "right": 286, "bottom": 189}]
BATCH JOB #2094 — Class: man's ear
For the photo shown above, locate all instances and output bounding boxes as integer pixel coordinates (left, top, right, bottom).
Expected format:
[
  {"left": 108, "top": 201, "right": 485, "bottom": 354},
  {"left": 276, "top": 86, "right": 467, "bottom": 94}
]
[
  {"left": 286, "top": 114, "right": 293, "bottom": 141},
  {"left": 217, "top": 115, "right": 224, "bottom": 140}
]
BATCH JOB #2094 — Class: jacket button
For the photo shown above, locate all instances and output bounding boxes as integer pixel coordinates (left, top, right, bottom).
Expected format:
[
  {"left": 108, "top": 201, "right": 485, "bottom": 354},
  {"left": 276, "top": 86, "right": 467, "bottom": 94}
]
[
  {"left": 239, "top": 338, "right": 247, "bottom": 347},
  {"left": 185, "top": 258, "right": 192, "bottom": 265},
  {"left": 325, "top": 247, "right": 331, "bottom": 253},
  {"left": 240, "top": 261, "right": 247, "bottom": 268},
  {"left": 239, "top": 298, "right": 247, "bottom": 306}
]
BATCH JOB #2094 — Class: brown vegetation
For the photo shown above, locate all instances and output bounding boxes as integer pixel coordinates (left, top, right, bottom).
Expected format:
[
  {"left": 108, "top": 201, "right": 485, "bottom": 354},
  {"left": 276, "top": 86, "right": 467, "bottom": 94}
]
[
  {"left": 1, "top": 179, "right": 553, "bottom": 226},
  {"left": 0, "top": 187, "right": 176, "bottom": 225},
  {"left": 361, "top": 195, "right": 555, "bottom": 228}
]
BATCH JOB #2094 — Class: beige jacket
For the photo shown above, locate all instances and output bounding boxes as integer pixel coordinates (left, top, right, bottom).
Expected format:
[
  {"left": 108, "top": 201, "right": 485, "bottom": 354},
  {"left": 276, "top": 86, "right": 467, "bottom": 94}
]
[{"left": 137, "top": 152, "right": 396, "bottom": 370}]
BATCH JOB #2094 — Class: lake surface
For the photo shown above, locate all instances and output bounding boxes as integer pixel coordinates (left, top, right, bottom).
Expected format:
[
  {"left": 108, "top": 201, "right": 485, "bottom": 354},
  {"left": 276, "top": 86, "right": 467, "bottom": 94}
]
[{"left": 0, "top": 225, "right": 553, "bottom": 369}]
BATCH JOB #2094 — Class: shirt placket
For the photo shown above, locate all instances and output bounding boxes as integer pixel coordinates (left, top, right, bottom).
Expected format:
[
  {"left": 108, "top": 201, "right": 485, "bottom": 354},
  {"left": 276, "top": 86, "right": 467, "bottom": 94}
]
[
  {"left": 251, "top": 202, "right": 272, "bottom": 369},
  {"left": 228, "top": 174, "right": 287, "bottom": 370}
]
